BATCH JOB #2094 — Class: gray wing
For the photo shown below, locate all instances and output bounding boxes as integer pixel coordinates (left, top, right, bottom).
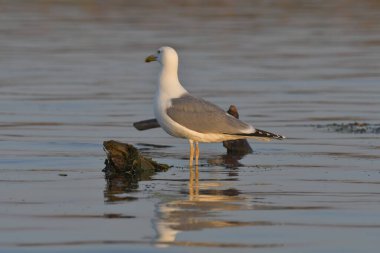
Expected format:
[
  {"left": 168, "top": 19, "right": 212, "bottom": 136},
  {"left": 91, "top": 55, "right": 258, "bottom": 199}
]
[{"left": 166, "top": 94, "right": 253, "bottom": 134}]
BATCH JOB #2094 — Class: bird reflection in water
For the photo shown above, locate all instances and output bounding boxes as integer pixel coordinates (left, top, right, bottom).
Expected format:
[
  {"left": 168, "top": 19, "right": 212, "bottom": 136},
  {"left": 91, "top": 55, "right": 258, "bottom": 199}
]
[
  {"left": 188, "top": 164, "right": 199, "bottom": 201},
  {"left": 155, "top": 164, "right": 250, "bottom": 247}
]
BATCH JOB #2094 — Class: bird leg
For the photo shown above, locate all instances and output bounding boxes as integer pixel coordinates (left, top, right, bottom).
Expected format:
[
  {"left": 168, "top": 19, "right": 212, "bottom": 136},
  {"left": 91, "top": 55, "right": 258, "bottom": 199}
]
[
  {"left": 189, "top": 165, "right": 194, "bottom": 198},
  {"left": 195, "top": 141, "right": 200, "bottom": 165},
  {"left": 189, "top": 164, "right": 199, "bottom": 201},
  {"left": 188, "top": 139, "right": 195, "bottom": 166},
  {"left": 195, "top": 164, "right": 199, "bottom": 197}
]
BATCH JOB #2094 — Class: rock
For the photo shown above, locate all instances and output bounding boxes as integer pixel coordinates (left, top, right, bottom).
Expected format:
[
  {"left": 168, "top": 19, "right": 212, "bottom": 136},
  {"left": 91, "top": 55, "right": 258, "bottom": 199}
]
[
  {"left": 315, "top": 122, "right": 380, "bottom": 134},
  {"left": 223, "top": 105, "right": 253, "bottom": 155},
  {"left": 103, "top": 140, "right": 170, "bottom": 202},
  {"left": 133, "top": 119, "right": 160, "bottom": 131},
  {"left": 103, "top": 140, "right": 170, "bottom": 176}
]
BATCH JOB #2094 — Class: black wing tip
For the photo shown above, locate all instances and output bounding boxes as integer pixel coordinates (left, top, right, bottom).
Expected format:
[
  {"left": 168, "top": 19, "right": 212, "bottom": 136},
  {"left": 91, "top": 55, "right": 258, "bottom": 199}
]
[
  {"left": 253, "top": 129, "right": 286, "bottom": 140},
  {"left": 229, "top": 129, "right": 286, "bottom": 140}
]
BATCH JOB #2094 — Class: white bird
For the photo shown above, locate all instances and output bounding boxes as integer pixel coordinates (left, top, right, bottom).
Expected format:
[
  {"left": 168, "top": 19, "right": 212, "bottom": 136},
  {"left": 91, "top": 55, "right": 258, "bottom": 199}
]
[{"left": 145, "top": 46, "right": 285, "bottom": 165}]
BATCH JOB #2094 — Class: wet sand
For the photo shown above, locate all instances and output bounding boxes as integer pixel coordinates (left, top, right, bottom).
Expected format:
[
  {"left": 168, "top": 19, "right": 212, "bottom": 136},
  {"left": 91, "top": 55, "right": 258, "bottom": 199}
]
[{"left": 0, "top": 1, "right": 380, "bottom": 252}]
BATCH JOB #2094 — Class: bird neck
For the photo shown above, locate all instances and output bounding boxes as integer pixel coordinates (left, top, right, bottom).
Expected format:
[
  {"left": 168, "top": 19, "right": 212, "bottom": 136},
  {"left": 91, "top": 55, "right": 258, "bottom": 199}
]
[{"left": 158, "top": 63, "right": 187, "bottom": 98}]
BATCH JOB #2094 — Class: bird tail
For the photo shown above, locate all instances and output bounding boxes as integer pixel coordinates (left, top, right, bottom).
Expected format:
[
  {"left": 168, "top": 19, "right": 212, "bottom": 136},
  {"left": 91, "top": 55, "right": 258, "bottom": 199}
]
[{"left": 229, "top": 128, "right": 286, "bottom": 142}]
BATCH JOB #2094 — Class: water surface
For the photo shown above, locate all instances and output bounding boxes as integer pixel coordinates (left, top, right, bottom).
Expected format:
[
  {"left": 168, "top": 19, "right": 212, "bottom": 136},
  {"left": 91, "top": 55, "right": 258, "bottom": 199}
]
[{"left": 0, "top": 1, "right": 380, "bottom": 252}]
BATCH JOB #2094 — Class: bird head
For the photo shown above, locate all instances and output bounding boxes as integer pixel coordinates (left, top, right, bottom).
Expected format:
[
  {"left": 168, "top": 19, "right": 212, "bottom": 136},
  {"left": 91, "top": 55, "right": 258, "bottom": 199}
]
[{"left": 145, "top": 46, "right": 178, "bottom": 66}]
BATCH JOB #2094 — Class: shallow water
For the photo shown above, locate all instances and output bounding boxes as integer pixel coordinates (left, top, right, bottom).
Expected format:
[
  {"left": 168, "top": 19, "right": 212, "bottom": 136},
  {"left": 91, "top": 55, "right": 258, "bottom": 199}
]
[{"left": 0, "top": 0, "right": 380, "bottom": 252}]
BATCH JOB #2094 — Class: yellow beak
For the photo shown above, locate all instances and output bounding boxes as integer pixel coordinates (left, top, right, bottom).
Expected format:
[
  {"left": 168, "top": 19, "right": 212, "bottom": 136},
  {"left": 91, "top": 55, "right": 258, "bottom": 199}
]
[{"left": 145, "top": 54, "right": 157, "bottom": 63}]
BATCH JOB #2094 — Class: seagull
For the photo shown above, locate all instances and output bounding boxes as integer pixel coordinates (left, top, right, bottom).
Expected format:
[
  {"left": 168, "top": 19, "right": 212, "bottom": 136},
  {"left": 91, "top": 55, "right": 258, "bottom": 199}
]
[{"left": 145, "top": 46, "right": 285, "bottom": 165}]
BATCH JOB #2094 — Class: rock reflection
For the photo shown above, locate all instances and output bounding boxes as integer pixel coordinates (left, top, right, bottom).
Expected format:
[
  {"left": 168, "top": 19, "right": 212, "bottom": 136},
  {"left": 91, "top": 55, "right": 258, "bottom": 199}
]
[
  {"left": 208, "top": 153, "right": 246, "bottom": 168},
  {"left": 207, "top": 148, "right": 253, "bottom": 172},
  {"left": 103, "top": 171, "right": 139, "bottom": 203},
  {"left": 155, "top": 165, "right": 249, "bottom": 246}
]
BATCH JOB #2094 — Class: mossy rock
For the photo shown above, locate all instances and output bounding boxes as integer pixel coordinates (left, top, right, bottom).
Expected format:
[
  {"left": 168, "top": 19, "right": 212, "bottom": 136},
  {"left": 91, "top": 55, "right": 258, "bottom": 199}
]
[{"left": 103, "top": 140, "right": 170, "bottom": 180}]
